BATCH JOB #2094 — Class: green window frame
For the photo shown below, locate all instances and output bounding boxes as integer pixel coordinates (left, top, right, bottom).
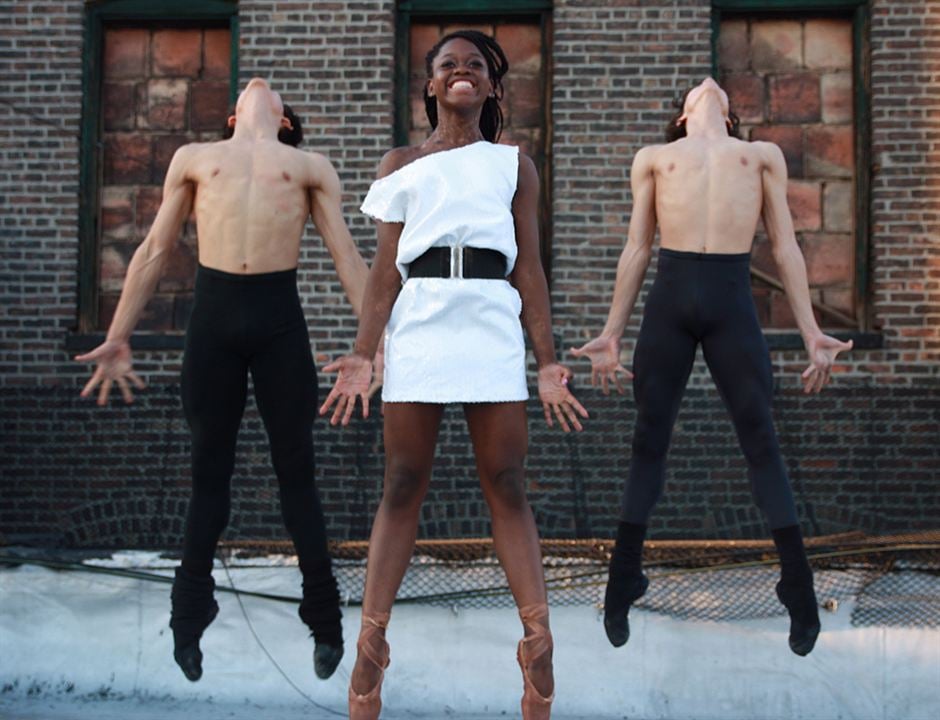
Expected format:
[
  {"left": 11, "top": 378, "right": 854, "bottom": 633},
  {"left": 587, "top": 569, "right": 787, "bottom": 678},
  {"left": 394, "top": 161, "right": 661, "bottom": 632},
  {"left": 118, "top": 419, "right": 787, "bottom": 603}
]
[
  {"left": 74, "top": 0, "right": 238, "bottom": 343},
  {"left": 395, "top": 0, "right": 555, "bottom": 278},
  {"left": 711, "top": 0, "right": 876, "bottom": 341}
]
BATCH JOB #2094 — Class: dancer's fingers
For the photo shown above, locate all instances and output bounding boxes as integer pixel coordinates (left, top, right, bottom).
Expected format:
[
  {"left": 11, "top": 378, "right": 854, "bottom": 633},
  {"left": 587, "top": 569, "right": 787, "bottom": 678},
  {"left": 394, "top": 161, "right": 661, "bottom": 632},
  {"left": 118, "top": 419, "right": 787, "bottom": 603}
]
[
  {"left": 359, "top": 393, "right": 370, "bottom": 420},
  {"left": 553, "top": 403, "right": 570, "bottom": 433},
  {"left": 80, "top": 368, "right": 102, "bottom": 398},
  {"left": 127, "top": 371, "right": 146, "bottom": 390},
  {"left": 566, "top": 393, "right": 589, "bottom": 418},
  {"left": 342, "top": 394, "right": 356, "bottom": 426},
  {"left": 330, "top": 395, "right": 348, "bottom": 426},
  {"left": 322, "top": 358, "right": 343, "bottom": 374},
  {"left": 97, "top": 378, "right": 112, "bottom": 406},
  {"left": 117, "top": 377, "right": 134, "bottom": 404},
  {"left": 600, "top": 372, "right": 609, "bottom": 395},
  {"left": 319, "top": 388, "right": 339, "bottom": 416},
  {"left": 542, "top": 401, "right": 553, "bottom": 428},
  {"left": 612, "top": 371, "right": 625, "bottom": 395},
  {"left": 562, "top": 402, "right": 583, "bottom": 432}
]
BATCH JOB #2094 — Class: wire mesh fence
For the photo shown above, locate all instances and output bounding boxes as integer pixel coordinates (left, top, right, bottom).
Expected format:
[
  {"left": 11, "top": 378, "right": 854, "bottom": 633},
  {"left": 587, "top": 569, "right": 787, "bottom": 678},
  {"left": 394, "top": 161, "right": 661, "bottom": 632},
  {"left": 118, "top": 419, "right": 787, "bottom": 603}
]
[{"left": 218, "top": 530, "right": 940, "bottom": 627}]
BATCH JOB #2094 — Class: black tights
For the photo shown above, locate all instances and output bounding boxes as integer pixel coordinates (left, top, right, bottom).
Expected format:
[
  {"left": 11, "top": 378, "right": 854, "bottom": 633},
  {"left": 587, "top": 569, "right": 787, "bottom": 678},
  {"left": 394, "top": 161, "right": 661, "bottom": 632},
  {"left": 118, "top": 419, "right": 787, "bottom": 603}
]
[
  {"left": 177, "top": 265, "right": 340, "bottom": 642},
  {"left": 621, "top": 249, "right": 798, "bottom": 530}
]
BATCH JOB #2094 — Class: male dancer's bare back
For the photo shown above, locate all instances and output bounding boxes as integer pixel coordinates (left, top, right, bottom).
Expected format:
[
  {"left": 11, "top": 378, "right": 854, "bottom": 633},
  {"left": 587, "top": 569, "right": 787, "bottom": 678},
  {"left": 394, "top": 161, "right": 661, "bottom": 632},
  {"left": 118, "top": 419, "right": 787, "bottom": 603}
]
[
  {"left": 574, "top": 77, "right": 852, "bottom": 657},
  {"left": 77, "top": 78, "right": 366, "bottom": 682}
]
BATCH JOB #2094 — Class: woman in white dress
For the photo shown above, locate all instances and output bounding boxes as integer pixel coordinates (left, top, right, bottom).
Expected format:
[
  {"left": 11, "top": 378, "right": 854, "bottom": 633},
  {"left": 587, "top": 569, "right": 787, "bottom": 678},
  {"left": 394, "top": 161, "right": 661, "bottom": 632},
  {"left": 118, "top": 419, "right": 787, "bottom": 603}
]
[{"left": 321, "top": 30, "right": 586, "bottom": 720}]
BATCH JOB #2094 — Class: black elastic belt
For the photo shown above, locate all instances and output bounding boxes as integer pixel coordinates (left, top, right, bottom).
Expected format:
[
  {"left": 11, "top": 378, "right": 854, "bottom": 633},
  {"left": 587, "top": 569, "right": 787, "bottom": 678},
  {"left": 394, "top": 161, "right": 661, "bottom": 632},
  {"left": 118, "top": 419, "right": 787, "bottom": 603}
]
[{"left": 408, "top": 247, "right": 507, "bottom": 280}]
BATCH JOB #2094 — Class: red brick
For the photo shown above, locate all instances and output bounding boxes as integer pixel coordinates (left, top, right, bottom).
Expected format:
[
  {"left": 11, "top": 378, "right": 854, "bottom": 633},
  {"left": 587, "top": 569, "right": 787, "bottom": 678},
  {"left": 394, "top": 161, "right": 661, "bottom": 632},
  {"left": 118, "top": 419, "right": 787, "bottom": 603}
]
[
  {"left": 97, "top": 294, "right": 119, "bottom": 330},
  {"left": 805, "top": 19, "right": 852, "bottom": 70},
  {"left": 141, "top": 79, "right": 188, "bottom": 131},
  {"left": 801, "top": 233, "right": 854, "bottom": 285},
  {"left": 506, "top": 74, "right": 542, "bottom": 127},
  {"left": 724, "top": 73, "right": 764, "bottom": 123},
  {"left": 410, "top": 23, "right": 440, "bottom": 76},
  {"left": 751, "top": 20, "right": 802, "bottom": 71},
  {"left": 769, "top": 289, "right": 798, "bottom": 328},
  {"left": 102, "top": 83, "right": 136, "bottom": 131},
  {"left": 821, "top": 287, "right": 854, "bottom": 315},
  {"left": 103, "top": 135, "right": 151, "bottom": 185},
  {"left": 103, "top": 28, "right": 148, "bottom": 79},
  {"left": 750, "top": 235, "right": 777, "bottom": 277},
  {"left": 410, "top": 78, "right": 431, "bottom": 130},
  {"left": 157, "top": 241, "right": 197, "bottom": 292},
  {"left": 100, "top": 188, "right": 134, "bottom": 238},
  {"left": 821, "top": 72, "right": 853, "bottom": 124},
  {"left": 787, "top": 180, "right": 822, "bottom": 231},
  {"left": 718, "top": 19, "right": 749, "bottom": 72},
  {"left": 823, "top": 180, "right": 854, "bottom": 232},
  {"left": 191, "top": 81, "right": 229, "bottom": 132},
  {"left": 750, "top": 125, "right": 803, "bottom": 178},
  {"left": 769, "top": 73, "right": 821, "bottom": 123},
  {"left": 203, "top": 29, "right": 231, "bottom": 80},
  {"left": 152, "top": 29, "right": 202, "bottom": 77},
  {"left": 136, "top": 294, "right": 175, "bottom": 331},
  {"left": 496, "top": 23, "right": 542, "bottom": 74},
  {"left": 135, "top": 186, "right": 163, "bottom": 232},
  {"left": 152, "top": 135, "right": 188, "bottom": 185},
  {"left": 751, "top": 286, "right": 772, "bottom": 325},
  {"left": 805, "top": 125, "right": 854, "bottom": 177},
  {"left": 500, "top": 127, "right": 537, "bottom": 157}
]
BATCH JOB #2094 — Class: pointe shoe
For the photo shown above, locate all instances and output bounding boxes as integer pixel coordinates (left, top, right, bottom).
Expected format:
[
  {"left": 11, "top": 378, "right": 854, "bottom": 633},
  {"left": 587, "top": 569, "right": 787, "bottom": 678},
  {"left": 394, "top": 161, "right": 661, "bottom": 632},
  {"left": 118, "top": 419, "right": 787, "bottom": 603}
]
[
  {"left": 517, "top": 603, "right": 554, "bottom": 720},
  {"left": 348, "top": 612, "right": 391, "bottom": 720},
  {"left": 603, "top": 573, "right": 648, "bottom": 647},
  {"left": 776, "top": 579, "right": 821, "bottom": 656}
]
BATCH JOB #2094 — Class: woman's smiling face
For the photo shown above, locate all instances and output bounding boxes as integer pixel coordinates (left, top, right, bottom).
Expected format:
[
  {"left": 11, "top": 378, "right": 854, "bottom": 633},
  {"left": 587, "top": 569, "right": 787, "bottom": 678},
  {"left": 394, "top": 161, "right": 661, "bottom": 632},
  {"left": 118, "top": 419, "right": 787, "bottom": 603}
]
[{"left": 427, "top": 37, "right": 493, "bottom": 112}]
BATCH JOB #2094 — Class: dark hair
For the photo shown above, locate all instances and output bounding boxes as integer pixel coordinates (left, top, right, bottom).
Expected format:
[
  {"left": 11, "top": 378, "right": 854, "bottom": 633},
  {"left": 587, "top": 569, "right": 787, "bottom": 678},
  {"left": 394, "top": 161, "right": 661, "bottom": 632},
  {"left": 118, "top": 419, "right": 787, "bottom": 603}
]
[
  {"left": 220, "top": 103, "right": 304, "bottom": 147},
  {"left": 423, "top": 30, "right": 508, "bottom": 143},
  {"left": 665, "top": 86, "right": 741, "bottom": 143}
]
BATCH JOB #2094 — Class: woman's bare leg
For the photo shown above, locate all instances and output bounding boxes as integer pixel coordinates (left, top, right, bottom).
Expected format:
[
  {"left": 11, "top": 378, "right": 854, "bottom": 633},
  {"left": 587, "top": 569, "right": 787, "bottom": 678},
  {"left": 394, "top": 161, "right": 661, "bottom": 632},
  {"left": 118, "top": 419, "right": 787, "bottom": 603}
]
[
  {"left": 350, "top": 402, "right": 444, "bottom": 695},
  {"left": 464, "top": 402, "right": 553, "bottom": 698}
]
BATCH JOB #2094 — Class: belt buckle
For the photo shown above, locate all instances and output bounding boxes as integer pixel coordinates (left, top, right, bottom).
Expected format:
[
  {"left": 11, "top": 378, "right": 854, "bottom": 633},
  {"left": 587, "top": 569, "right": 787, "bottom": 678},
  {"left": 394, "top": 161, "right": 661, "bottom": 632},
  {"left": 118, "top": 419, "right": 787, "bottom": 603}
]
[{"left": 449, "top": 245, "right": 464, "bottom": 279}]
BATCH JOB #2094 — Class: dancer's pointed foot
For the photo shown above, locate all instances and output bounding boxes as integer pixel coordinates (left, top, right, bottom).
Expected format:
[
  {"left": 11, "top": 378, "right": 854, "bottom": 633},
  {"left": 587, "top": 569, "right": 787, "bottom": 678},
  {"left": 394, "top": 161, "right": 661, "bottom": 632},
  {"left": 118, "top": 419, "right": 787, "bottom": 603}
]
[
  {"left": 517, "top": 603, "right": 554, "bottom": 720},
  {"left": 173, "top": 641, "right": 204, "bottom": 682},
  {"left": 348, "top": 612, "right": 390, "bottom": 720},
  {"left": 603, "top": 573, "right": 648, "bottom": 647},
  {"left": 169, "top": 566, "right": 219, "bottom": 682},
  {"left": 314, "top": 640, "right": 344, "bottom": 680},
  {"left": 776, "top": 579, "right": 821, "bottom": 656}
]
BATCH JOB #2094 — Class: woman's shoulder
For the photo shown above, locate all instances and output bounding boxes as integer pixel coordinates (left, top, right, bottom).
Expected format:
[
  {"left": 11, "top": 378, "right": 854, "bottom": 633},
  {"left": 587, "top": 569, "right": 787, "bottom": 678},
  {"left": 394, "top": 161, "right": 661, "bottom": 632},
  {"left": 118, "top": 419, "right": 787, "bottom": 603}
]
[{"left": 376, "top": 145, "right": 425, "bottom": 180}]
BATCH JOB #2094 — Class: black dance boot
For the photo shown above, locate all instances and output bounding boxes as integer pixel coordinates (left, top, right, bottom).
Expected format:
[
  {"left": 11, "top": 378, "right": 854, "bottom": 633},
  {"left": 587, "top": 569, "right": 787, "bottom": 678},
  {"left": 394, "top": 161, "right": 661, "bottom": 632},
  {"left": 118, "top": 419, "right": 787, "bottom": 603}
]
[
  {"left": 170, "top": 566, "right": 219, "bottom": 681},
  {"left": 603, "top": 521, "right": 649, "bottom": 647},
  {"left": 772, "top": 525, "right": 821, "bottom": 656},
  {"left": 299, "top": 572, "right": 344, "bottom": 679}
]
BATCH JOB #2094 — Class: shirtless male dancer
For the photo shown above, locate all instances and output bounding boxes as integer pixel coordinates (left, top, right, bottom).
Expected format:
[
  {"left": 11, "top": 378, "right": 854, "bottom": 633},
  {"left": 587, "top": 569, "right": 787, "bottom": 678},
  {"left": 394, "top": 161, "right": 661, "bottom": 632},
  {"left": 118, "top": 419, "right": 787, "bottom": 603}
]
[
  {"left": 573, "top": 77, "right": 852, "bottom": 656},
  {"left": 76, "top": 78, "right": 368, "bottom": 681}
]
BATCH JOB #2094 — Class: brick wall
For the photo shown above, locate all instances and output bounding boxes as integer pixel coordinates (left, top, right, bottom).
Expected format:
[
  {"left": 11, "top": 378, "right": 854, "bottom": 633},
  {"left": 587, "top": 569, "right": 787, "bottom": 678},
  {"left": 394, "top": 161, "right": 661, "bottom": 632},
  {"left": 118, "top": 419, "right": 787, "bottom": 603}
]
[{"left": 1, "top": 1, "right": 937, "bottom": 549}]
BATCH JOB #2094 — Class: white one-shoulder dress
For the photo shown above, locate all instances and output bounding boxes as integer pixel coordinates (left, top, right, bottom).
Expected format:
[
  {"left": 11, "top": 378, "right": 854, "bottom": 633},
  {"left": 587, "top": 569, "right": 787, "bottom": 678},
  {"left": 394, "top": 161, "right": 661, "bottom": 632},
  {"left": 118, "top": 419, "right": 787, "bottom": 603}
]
[{"left": 360, "top": 141, "right": 528, "bottom": 404}]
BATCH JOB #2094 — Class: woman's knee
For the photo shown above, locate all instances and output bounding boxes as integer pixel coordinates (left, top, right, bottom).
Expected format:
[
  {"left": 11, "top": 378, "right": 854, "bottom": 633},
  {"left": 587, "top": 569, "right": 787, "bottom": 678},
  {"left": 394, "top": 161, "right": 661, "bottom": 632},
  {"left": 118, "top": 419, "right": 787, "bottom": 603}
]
[
  {"left": 483, "top": 464, "right": 529, "bottom": 513},
  {"left": 381, "top": 464, "right": 429, "bottom": 514}
]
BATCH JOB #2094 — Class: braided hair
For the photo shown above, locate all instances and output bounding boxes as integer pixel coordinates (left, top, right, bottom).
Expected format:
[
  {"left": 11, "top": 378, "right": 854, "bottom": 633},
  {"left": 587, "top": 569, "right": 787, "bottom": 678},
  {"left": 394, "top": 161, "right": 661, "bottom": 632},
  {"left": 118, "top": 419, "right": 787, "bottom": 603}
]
[{"left": 423, "top": 30, "right": 509, "bottom": 142}]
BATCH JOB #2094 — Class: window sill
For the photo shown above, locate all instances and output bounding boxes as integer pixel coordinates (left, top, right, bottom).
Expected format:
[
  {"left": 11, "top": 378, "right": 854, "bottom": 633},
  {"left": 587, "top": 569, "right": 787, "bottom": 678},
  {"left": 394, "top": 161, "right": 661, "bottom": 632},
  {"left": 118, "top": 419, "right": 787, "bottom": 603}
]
[
  {"left": 763, "top": 331, "right": 883, "bottom": 351},
  {"left": 65, "top": 333, "right": 185, "bottom": 353}
]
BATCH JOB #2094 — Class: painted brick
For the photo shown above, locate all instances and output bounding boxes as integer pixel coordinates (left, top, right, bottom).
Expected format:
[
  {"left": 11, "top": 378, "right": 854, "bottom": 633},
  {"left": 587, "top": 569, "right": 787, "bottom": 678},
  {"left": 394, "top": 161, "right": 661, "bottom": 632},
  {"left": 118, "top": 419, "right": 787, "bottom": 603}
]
[
  {"left": 191, "top": 80, "right": 230, "bottom": 132},
  {"left": 103, "top": 28, "right": 148, "bottom": 79},
  {"left": 823, "top": 181, "right": 854, "bottom": 233},
  {"left": 805, "top": 125, "right": 854, "bottom": 178},
  {"left": 821, "top": 72, "right": 853, "bottom": 124},
  {"left": 750, "top": 125, "right": 803, "bottom": 179},
  {"left": 203, "top": 29, "right": 231, "bottom": 80},
  {"left": 102, "top": 82, "right": 137, "bottom": 131},
  {"left": 787, "top": 180, "right": 822, "bottom": 232},
  {"left": 751, "top": 20, "right": 802, "bottom": 71},
  {"left": 718, "top": 18, "right": 749, "bottom": 71},
  {"left": 135, "top": 186, "right": 163, "bottom": 233},
  {"left": 505, "top": 74, "right": 541, "bottom": 127},
  {"left": 103, "top": 134, "right": 151, "bottom": 185},
  {"left": 801, "top": 233, "right": 854, "bottom": 286},
  {"left": 724, "top": 72, "right": 764, "bottom": 124},
  {"left": 152, "top": 135, "right": 188, "bottom": 185},
  {"left": 805, "top": 18, "right": 852, "bottom": 71},
  {"left": 496, "top": 23, "right": 542, "bottom": 75},
  {"left": 143, "top": 79, "right": 188, "bottom": 131},
  {"left": 152, "top": 29, "right": 202, "bottom": 78},
  {"left": 769, "top": 73, "right": 821, "bottom": 123}
]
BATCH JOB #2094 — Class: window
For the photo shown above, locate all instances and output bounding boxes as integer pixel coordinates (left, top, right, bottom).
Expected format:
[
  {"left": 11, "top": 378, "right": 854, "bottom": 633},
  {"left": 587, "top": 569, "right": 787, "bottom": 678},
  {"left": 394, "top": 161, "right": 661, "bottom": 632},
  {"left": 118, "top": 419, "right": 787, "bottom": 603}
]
[
  {"left": 77, "top": 0, "right": 238, "bottom": 338},
  {"left": 712, "top": 0, "right": 872, "bottom": 333}
]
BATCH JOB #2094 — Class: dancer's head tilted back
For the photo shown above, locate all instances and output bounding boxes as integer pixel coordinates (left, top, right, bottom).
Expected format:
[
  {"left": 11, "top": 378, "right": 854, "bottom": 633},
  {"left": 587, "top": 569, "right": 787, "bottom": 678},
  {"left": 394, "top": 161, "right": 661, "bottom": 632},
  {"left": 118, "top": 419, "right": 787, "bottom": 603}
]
[
  {"left": 221, "top": 77, "right": 304, "bottom": 146},
  {"left": 423, "top": 29, "right": 509, "bottom": 142},
  {"left": 666, "top": 77, "right": 741, "bottom": 142}
]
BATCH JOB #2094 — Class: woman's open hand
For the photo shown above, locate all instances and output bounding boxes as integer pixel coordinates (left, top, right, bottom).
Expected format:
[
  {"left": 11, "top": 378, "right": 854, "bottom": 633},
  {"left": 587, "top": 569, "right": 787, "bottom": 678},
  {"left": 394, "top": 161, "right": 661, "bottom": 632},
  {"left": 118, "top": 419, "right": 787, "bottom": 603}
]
[
  {"left": 538, "top": 363, "right": 588, "bottom": 432},
  {"left": 319, "top": 353, "right": 373, "bottom": 426}
]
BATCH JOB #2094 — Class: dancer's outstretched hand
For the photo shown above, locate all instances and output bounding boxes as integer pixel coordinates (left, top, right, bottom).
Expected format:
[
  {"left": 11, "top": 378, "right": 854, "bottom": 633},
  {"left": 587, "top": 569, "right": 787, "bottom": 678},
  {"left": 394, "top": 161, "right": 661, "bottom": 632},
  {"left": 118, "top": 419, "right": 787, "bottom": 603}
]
[
  {"left": 802, "top": 334, "right": 853, "bottom": 394},
  {"left": 320, "top": 353, "right": 373, "bottom": 426},
  {"left": 570, "top": 335, "right": 633, "bottom": 395},
  {"left": 75, "top": 339, "right": 146, "bottom": 406},
  {"left": 538, "top": 363, "right": 588, "bottom": 432}
]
